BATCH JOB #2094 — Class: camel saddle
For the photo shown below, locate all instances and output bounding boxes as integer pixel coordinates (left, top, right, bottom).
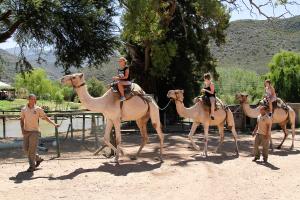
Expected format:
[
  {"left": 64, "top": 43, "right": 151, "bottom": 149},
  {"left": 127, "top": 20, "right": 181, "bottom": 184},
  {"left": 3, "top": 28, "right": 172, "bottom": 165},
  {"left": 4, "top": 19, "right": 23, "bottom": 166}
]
[
  {"left": 110, "top": 82, "right": 151, "bottom": 103},
  {"left": 194, "top": 95, "right": 225, "bottom": 111},
  {"left": 259, "top": 97, "right": 289, "bottom": 112}
]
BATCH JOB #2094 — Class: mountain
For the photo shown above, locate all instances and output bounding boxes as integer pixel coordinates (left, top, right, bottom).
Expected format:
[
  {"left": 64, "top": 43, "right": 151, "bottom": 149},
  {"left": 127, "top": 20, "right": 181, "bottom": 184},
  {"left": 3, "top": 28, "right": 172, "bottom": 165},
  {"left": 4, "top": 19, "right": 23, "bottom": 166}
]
[{"left": 212, "top": 15, "right": 300, "bottom": 74}]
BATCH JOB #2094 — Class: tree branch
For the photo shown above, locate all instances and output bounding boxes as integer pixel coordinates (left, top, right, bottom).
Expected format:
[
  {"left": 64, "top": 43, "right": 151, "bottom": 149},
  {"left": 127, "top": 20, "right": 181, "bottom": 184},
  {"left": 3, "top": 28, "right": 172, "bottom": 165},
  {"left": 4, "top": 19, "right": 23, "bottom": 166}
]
[
  {"left": 0, "top": 19, "right": 23, "bottom": 43},
  {"left": 0, "top": 10, "right": 12, "bottom": 21}
]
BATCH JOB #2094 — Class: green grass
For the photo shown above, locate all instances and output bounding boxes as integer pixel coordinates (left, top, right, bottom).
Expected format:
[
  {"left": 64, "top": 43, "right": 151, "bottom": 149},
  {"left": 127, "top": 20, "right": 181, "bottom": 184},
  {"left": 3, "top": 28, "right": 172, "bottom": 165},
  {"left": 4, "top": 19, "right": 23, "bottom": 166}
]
[{"left": 0, "top": 99, "right": 82, "bottom": 111}]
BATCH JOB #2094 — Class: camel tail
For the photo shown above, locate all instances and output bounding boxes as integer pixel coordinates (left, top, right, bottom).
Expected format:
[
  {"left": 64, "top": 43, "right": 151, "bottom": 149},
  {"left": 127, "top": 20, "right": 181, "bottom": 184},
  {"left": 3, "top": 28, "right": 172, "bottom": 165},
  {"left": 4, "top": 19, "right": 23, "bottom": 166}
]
[
  {"left": 287, "top": 106, "right": 296, "bottom": 125},
  {"left": 148, "top": 98, "right": 162, "bottom": 132},
  {"left": 225, "top": 107, "right": 235, "bottom": 129}
]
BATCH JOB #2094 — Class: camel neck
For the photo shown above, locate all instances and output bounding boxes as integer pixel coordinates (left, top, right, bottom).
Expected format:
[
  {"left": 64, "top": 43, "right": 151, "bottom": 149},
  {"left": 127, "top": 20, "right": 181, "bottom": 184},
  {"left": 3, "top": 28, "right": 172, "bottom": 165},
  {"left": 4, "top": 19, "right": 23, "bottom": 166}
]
[
  {"left": 75, "top": 86, "right": 108, "bottom": 113},
  {"left": 241, "top": 103, "right": 260, "bottom": 118},
  {"left": 175, "top": 100, "right": 199, "bottom": 119}
]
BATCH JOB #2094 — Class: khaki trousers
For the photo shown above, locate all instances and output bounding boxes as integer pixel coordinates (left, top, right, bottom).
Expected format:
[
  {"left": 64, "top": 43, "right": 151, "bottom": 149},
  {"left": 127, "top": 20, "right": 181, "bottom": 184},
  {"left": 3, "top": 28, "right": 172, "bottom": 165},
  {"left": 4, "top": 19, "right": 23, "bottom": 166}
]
[
  {"left": 23, "top": 131, "right": 42, "bottom": 167},
  {"left": 254, "top": 134, "right": 269, "bottom": 160}
]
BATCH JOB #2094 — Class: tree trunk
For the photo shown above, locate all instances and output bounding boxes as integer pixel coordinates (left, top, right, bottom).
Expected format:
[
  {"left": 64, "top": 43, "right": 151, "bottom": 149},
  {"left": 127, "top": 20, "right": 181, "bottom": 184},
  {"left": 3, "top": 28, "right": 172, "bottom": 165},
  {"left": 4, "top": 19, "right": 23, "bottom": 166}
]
[{"left": 144, "top": 40, "right": 151, "bottom": 72}]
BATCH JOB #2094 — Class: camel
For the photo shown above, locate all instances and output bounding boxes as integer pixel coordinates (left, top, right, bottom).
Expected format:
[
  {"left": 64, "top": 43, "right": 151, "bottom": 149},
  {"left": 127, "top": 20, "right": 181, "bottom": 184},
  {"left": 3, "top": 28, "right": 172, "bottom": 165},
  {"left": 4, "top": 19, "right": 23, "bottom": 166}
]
[
  {"left": 61, "top": 73, "right": 164, "bottom": 163},
  {"left": 167, "top": 90, "right": 239, "bottom": 157},
  {"left": 236, "top": 93, "right": 296, "bottom": 149}
]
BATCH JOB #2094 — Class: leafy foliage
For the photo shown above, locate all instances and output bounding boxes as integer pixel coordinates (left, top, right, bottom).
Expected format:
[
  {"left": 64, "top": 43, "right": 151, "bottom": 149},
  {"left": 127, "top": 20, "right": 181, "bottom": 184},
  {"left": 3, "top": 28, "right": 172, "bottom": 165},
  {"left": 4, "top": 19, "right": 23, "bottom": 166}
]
[
  {"left": 266, "top": 51, "right": 300, "bottom": 102},
  {"left": 0, "top": 0, "right": 119, "bottom": 73},
  {"left": 87, "top": 77, "right": 106, "bottom": 97},
  {"left": 14, "top": 68, "right": 70, "bottom": 101}
]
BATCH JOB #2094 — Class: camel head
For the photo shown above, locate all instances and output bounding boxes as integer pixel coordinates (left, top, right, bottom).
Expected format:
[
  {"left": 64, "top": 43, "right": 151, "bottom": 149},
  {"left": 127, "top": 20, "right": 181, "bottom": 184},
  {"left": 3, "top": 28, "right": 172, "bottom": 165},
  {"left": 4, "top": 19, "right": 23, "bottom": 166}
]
[
  {"left": 167, "top": 90, "right": 184, "bottom": 102},
  {"left": 236, "top": 93, "right": 249, "bottom": 104},
  {"left": 61, "top": 73, "right": 85, "bottom": 88}
]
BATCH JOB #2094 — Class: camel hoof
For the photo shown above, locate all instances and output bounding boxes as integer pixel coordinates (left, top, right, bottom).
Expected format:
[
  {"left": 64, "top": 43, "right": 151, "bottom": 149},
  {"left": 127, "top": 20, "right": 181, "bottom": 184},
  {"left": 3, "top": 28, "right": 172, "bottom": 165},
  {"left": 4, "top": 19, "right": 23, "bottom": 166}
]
[
  {"left": 155, "top": 156, "right": 163, "bottom": 162},
  {"left": 277, "top": 145, "right": 282, "bottom": 150},
  {"left": 113, "top": 158, "right": 119, "bottom": 164},
  {"left": 193, "top": 145, "right": 201, "bottom": 151},
  {"left": 130, "top": 156, "right": 137, "bottom": 160},
  {"left": 290, "top": 145, "right": 294, "bottom": 150}
]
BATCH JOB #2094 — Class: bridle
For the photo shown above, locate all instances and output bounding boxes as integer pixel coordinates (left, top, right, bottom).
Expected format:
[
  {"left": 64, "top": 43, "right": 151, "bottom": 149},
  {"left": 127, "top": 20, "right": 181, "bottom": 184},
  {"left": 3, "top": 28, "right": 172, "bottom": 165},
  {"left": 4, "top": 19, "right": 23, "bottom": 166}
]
[
  {"left": 70, "top": 77, "right": 86, "bottom": 88},
  {"left": 172, "top": 92, "right": 183, "bottom": 103}
]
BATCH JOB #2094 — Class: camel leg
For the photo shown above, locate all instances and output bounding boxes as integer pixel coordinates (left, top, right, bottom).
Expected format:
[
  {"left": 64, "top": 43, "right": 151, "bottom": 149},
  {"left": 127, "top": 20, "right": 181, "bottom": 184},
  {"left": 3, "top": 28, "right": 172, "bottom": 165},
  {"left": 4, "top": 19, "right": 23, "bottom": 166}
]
[
  {"left": 277, "top": 122, "right": 288, "bottom": 149},
  {"left": 230, "top": 126, "right": 239, "bottom": 155},
  {"left": 290, "top": 123, "right": 295, "bottom": 150},
  {"left": 289, "top": 109, "right": 296, "bottom": 150},
  {"left": 134, "top": 118, "right": 149, "bottom": 159},
  {"left": 188, "top": 122, "right": 200, "bottom": 151},
  {"left": 113, "top": 120, "right": 122, "bottom": 163},
  {"left": 215, "top": 123, "right": 224, "bottom": 153},
  {"left": 203, "top": 124, "right": 209, "bottom": 157},
  {"left": 103, "top": 119, "right": 118, "bottom": 155},
  {"left": 149, "top": 102, "right": 164, "bottom": 161},
  {"left": 155, "top": 124, "right": 164, "bottom": 161}
]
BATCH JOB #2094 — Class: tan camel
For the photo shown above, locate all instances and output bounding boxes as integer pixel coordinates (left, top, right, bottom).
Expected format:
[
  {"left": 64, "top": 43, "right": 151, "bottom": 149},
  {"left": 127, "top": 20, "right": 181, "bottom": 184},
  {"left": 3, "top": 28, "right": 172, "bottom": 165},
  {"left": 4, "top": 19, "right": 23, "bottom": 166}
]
[
  {"left": 236, "top": 93, "right": 296, "bottom": 149},
  {"left": 167, "top": 90, "right": 239, "bottom": 157},
  {"left": 61, "top": 73, "right": 164, "bottom": 163}
]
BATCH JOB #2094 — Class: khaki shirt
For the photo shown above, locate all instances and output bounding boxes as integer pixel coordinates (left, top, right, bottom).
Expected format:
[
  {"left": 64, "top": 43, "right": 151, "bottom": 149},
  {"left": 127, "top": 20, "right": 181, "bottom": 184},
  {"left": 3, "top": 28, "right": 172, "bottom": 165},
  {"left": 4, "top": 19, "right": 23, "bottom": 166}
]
[
  {"left": 21, "top": 105, "right": 46, "bottom": 132},
  {"left": 257, "top": 114, "right": 272, "bottom": 135}
]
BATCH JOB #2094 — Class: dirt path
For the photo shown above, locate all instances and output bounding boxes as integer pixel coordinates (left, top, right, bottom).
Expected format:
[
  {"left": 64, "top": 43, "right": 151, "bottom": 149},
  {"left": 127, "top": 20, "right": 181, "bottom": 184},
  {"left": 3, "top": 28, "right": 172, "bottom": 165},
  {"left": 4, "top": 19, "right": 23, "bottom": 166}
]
[{"left": 0, "top": 130, "right": 300, "bottom": 200}]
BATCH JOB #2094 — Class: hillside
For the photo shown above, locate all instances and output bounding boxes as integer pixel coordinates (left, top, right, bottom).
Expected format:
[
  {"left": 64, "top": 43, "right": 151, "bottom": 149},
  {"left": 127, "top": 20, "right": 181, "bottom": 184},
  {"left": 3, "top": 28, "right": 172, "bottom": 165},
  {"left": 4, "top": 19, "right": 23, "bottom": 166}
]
[
  {"left": 0, "top": 48, "right": 118, "bottom": 84},
  {"left": 212, "top": 15, "right": 300, "bottom": 74}
]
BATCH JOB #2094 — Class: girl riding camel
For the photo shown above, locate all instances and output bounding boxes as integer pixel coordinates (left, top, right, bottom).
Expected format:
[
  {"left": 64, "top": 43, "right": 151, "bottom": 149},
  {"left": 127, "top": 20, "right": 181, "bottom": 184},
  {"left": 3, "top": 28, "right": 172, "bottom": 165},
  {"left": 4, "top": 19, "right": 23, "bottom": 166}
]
[
  {"left": 264, "top": 79, "right": 276, "bottom": 117},
  {"left": 112, "top": 57, "right": 131, "bottom": 101},
  {"left": 201, "top": 73, "right": 216, "bottom": 120}
]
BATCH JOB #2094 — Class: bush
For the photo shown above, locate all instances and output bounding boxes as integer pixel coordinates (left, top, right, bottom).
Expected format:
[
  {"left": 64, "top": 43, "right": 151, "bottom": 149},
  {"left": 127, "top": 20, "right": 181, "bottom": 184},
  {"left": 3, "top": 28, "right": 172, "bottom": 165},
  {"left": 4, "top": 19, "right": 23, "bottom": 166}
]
[
  {"left": 87, "top": 77, "right": 105, "bottom": 97},
  {"left": 266, "top": 51, "right": 300, "bottom": 102}
]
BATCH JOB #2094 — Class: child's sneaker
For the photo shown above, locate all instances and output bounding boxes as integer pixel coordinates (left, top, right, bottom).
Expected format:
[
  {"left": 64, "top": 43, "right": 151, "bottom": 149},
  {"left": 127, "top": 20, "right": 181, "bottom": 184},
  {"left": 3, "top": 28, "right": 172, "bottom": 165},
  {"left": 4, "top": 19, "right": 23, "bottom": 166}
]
[{"left": 120, "top": 96, "right": 126, "bottom": 102}]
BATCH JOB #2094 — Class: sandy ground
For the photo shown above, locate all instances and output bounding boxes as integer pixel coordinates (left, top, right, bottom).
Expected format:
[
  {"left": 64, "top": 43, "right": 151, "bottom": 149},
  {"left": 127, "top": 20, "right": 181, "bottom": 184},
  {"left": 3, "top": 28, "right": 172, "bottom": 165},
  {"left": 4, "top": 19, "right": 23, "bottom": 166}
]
[{"left": 0, "top": 129, "right": 300, "bottom": 200}]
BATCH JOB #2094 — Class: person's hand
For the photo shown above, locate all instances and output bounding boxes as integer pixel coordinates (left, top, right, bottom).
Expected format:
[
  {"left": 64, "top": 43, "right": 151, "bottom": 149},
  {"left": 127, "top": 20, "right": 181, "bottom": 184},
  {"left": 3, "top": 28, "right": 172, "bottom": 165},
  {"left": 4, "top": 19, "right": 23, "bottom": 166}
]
[
  {"left": 252, "top": 131, "right": 256, "bottom": 137},
  {"left": 201, "top": 89, "right": 206, "bottom": 93},
  {"left": 112, "top": 76, "right": 119, "bottom": 80},
  {"left": 54, "top": 123, "right": 60, "bottom": 128}
]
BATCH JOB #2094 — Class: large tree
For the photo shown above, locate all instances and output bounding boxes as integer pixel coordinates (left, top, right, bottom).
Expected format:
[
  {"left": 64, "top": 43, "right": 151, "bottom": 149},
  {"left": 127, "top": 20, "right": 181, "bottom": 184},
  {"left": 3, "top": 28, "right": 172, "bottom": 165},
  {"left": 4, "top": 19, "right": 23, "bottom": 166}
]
[
  {"left": 120, "top": 0, "right": 299, "bottom": 107},
  {"left": 121, "top": 0, "right": 229, "bottom": 107},
  {"left": 0, "top": 0, "right": 119, "bottom": 73}
]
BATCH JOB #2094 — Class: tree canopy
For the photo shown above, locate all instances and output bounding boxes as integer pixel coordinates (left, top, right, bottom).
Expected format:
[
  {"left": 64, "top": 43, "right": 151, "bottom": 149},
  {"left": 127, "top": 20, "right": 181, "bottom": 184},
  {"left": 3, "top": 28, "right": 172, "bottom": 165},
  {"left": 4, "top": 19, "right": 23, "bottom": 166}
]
[
  {"left": 121, "top": 0, "right": 229, "bottom": 106},
  {"left": 0, "top": 0, "right": 119, "bottom": 73}
]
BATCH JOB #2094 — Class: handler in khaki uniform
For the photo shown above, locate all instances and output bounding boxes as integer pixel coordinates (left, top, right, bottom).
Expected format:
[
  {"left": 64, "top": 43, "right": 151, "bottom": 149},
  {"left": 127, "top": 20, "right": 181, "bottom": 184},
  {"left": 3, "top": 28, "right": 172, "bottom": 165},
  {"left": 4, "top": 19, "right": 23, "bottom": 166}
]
[
  {"left": 20, "top": 94, "right": 59, "bottom": 172},
  {"left": 252, "top": 106, "right": 272, "bottom": 163}
]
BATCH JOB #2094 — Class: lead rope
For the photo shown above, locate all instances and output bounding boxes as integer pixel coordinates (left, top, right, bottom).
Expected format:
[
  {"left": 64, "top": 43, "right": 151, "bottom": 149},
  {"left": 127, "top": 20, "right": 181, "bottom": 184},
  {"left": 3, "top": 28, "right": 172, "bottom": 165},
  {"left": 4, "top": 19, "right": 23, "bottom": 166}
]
[{"left": 158, "top": 99, "right": 173, "bottom": 111}]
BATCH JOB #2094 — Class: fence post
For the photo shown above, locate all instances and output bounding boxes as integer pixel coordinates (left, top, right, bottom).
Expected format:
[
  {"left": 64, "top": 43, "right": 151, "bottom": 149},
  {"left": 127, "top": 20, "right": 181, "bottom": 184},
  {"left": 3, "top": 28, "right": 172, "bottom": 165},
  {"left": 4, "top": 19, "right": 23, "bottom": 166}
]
[
  {"left": 82, "top": 113, "right": 85, "bottom": 142},
  {"left": 54, "top": 115, "right": 60, "bottom": 158},
  {"left": 70, "top": 115, "right": 73, "bottom": 138},
  {"left": 2, "top": 111, "right": 5, "bottom": 138}
]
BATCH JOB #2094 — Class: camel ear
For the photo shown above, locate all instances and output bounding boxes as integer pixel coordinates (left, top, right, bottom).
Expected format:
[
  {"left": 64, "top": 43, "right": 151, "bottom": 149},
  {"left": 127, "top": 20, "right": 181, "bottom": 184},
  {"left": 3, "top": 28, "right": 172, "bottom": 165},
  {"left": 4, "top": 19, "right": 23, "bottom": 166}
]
[
  {"left": 180, "top": 90, "right": 184, "bottom": 94},
  {"left": 79, "top": 73, "right": 83, "bottom": 78}
]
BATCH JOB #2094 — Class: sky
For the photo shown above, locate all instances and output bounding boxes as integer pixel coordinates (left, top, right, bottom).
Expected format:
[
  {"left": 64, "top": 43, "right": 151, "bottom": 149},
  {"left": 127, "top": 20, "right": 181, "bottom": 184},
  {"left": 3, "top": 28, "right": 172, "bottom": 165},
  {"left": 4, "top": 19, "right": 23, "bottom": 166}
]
[{"left": 1, "top": 0, "right": 299, "bottom": 49}]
